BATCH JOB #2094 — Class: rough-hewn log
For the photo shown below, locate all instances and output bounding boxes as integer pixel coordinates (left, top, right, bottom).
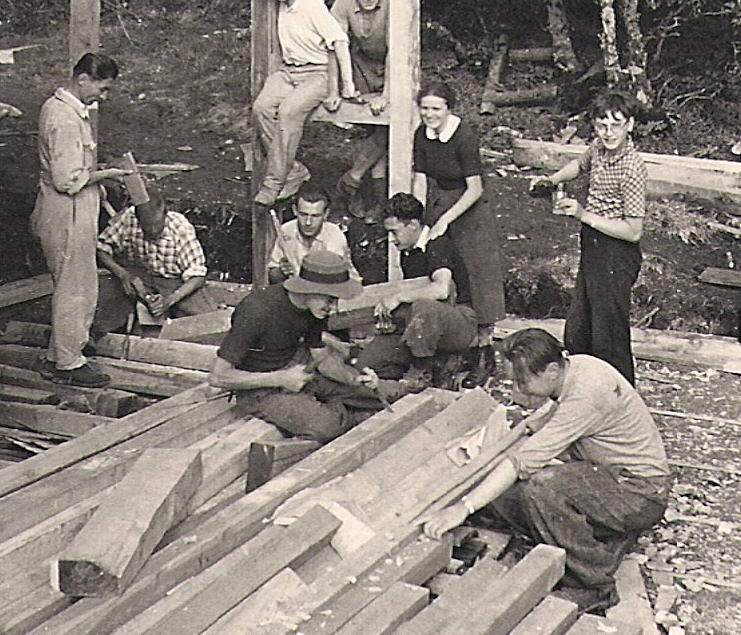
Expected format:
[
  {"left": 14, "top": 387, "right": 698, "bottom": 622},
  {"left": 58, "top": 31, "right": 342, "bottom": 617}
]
[
  {"left": 247, "top": 438, "right": 321, "bottom": 492},
  {"left": 699, "top": 267, "right": 741, "bottom": 288},
  {"left": 479, "top": 36, "right": 509, "bottom": 115},
  {"left": 481, "top": 86, "right": 558, "bottom": 112},
  {"left": 337, "top": 582, "right": 429, "bottom": 635},
  {"left": 158, "top": 308, "right": 234, "bottom": 345},
  {"left": 510, "top": 595, "right": 578, "bottom": 634},
  {"left": 509, "top": 47, "right": 555, "bottom": 63},
  {"left": 512, "top": 138, "right": 741, "bottom": 210},
  {"left": 0, "top": 274, "right": 53, "bottom": 308},
  {"left": 56, "top": 449, "right": 203, "bottom": 596}
]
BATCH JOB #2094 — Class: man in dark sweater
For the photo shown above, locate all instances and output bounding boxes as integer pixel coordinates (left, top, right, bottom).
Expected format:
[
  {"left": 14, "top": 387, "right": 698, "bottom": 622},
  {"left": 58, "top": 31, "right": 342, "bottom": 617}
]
[
  {"left": 209, "top": 250, "right": 399, "bottom": 442},
  {"left": 354, "top": 193, "right": 478, "bottom": 389}
]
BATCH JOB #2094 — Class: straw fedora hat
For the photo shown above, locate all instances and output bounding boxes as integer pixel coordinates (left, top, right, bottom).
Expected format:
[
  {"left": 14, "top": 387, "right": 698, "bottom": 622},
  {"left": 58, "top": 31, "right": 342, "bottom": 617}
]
[{"left": 283, "top": 250, "right": 362, "bottom": 300}]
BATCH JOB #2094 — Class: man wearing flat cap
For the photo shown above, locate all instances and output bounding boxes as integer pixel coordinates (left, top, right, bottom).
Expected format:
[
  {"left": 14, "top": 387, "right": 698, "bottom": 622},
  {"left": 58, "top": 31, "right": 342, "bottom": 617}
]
[{"left": 210, "top": 250, "right": 400, "bottom": 442}]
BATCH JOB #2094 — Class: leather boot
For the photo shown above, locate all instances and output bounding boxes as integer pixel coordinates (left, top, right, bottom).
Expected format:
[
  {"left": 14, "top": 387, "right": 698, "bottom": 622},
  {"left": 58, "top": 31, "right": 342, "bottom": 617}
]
[{"left": 461, "top": 345, "right": 495, "bottom": 389}]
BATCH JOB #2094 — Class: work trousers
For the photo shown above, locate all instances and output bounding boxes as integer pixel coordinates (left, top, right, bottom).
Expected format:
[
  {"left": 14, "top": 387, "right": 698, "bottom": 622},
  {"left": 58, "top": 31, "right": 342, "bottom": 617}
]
[
  {"left": 32, "top": 183, "right": 99, "bottom": 370},
  {"left": 236, "top": 374, "right": 384, "bottom": 444},
  {"left": 488, "top": 461, "right": 670, "bottom": 590},
  {"left": 564, "top": 225, "right": 641, "bottom": 385},
  {"left": 354, "top": 299, "right": 478, "bottom": 379},
  {"left": 252, "top": 64, "right": 328, "bottom": 193},
  {"left": 93, "top": 267, "right": 217, "bottom": 336},
  {"left": 350, "top": 46, "right": 387, "bottom": 180}
]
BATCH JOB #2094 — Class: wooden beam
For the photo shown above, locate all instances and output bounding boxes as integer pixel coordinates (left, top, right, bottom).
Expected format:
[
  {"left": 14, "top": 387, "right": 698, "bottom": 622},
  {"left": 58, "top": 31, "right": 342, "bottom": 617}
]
[
  {"left": 56, "top": 449, "right": 203, "bottom": 596},
  {"left": 311, "top": 95, "right": 390, "bottom": 126},
  {"left": 250, "top": 0, "right": 281, "bottom": 289},
  {"left": 512, "top": 138, "right": 741, "bottom": 210},
  {"left": 69, "top": 0, "right": 100, "bottom": 66},
  {"left": 246, "top": 438, "right": 321, "bottom": 492},
  {"left": 203, "top": 280, "right": 251, "bottom": 306},
  {"left": 300, "top": 533, "right": 452, "bottom": 633},
  {"left": 0, "top": 403, "right": 109, "bottom": 437},
  {"left": 158, "top": 308, "right": 233, "bottom": 345},
  {"left": 510, "top": 595, "right": 577, "bottom": 635},
  {"left": 0, "top": 382, "right": 218, "bottom": 498},
  {"left": 566, "top": 614, "right": 642, "bottom": 635},
  {"left": 111, "top": 506, "right": 340, "bottom": 633},
  {"left": 337, "top": 582, "right": 429, "bottom": 635},
  {"left": 0, "top": 274, "right": 53, "bottom": 309},
  {"left": 494, "top": 317, "right": 741, "bottom": 374},
  {"left": 0, "top": 384, "right": 59, "bottom": 405},
  {"left": 397, "top": 556, "right": 509, "bottom": 633},
  {"left": 34, "top": 392, "right": 449, "bottom": 634},
  {"left": 439, "top": 544, "right": 567, "bottom": 635},
  {"left": 1, "top": 321, "right": 218, "bottom": 372},
  {"left": 201, "top": 568, "right": 307, "bottom": 633},
  {"left": 481, "top": 85, "right": 558, "bottom": 112},
  {"left": 699, "top": 267, "right": 741, "bottom": 288},
  {"left": 606, "top": 558, "right": 661, "bottom": 635}
]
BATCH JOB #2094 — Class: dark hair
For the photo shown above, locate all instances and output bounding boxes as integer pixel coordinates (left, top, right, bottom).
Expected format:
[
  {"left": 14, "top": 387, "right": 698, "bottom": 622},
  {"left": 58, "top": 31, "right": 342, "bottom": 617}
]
[
  {"left": 72, "top": 53, "right": 119, "bottom": 81},
  {"left": 134, "top": 188, "right": 164, "bottom": 222},
  {"left": 502, "top": 328, "right": 566, "bottom": 383},
  {"left": 417, "top": 81, "right": 457, "bottom": 110},
  {"left": 384, "top": 192, "right": 424, "bottom": 222},
  {"left": 297, "top": 181, "right": 330, "bottom": 207},
  {"left": 590, "top": 91, "right": 636, "bottom": 121}
]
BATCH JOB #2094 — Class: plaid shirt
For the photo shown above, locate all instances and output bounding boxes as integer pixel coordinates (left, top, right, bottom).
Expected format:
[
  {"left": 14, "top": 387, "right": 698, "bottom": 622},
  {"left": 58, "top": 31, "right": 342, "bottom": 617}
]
[
  {"left": 98, "top": 207, "right": 207, "bottom": 280},
  {"left": 579, "top": 138, "right": 647, "bottom": 219}
]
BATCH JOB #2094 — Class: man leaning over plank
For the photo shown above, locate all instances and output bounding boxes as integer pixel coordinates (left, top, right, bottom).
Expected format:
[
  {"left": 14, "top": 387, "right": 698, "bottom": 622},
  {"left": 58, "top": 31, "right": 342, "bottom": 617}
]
[
  {"left": 209, "top": 250, "right": 405, "bottom": 443},
  {"left": 424, "top": 328, "right": 671, "bottom": 615}
]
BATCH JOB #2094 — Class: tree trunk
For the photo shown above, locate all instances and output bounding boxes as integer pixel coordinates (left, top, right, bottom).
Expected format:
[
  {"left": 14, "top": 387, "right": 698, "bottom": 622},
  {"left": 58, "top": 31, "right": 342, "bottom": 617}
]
[
  {"left": 617, "top": 0, "right": 653, "bottom": 107},
  {"left": 546, "top": 0, "right": 580, "bottom": 72},
  {"left": 599, "top": 0, "right": 621, "bottom": 87}
]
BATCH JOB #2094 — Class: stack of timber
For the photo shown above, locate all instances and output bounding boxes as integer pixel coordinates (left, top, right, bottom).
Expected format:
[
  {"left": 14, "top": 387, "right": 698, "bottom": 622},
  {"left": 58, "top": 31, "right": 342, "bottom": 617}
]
[{"left": 0, "top": 386, "right": 646, "bottom": 633}]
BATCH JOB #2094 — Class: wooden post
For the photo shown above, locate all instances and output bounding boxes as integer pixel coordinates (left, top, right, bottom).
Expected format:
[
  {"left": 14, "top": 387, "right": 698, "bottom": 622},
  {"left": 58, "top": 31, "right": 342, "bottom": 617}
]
[
  {"left": 386, "top": 0, "right": 420, "bottom": 281},
  {"left": 250, "top": 0, "right": 281, "bottom": 288}
]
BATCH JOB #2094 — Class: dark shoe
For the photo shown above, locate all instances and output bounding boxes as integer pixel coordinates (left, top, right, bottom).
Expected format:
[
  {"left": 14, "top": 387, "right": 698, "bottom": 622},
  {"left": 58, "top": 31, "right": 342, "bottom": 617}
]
[
  {"left": 38, "top": 358, "right": 57, "bottom": 380},
  {"left": 51, "top": 364, "right": 111, "bottom": 388},
  {"left": 552, "top": 584, "right": 619, "bottom": 616},
  {"left": 277, "top": 162, "right": 311, "bottom": 200},
  {"left": 461, "top": 346, "right": 495, "bottom": 389}
]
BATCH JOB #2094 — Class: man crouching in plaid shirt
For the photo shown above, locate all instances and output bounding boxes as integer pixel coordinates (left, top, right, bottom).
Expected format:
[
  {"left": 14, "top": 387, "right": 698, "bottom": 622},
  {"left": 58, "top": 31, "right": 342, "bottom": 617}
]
[
  {"left": 94, "top": 186, "right": 217, "bottom": 336},
  {"left": 530, "top": 91, "right": 647, "bottom": 386}
]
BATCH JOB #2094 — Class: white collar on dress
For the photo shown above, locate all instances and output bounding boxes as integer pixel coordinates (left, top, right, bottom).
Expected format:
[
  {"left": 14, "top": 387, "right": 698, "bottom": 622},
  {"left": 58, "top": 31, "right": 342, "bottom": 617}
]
[{"left": 425, "top": 114, "right": 461, "bottom": 143}]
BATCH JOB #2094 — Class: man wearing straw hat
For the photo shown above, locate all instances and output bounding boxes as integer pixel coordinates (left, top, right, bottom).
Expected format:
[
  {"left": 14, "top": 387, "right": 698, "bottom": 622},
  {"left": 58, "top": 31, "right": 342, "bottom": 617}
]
[{"left": 210, "top": 250, "right": 400, "bottom": 442}]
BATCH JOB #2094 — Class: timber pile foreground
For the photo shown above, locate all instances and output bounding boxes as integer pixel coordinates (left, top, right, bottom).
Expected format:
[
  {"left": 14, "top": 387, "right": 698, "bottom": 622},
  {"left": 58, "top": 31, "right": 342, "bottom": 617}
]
[{"left": 0, "top": 353, "right": 644, "bottom": 634}]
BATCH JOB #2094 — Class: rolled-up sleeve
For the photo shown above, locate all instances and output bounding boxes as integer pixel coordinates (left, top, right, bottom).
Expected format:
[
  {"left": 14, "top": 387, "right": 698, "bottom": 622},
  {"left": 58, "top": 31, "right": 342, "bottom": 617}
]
[{"left": 175, "top": 224, "right": 208, "bottom": 280}]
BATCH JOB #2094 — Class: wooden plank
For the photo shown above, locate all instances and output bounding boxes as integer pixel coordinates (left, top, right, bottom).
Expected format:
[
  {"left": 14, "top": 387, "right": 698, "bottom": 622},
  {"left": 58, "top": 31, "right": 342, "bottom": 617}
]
[
  {"left": 0, "top": 274, "right": 53, "bottom": 308},
  {"left": 1, "top": 584, "right": 68, "bottom": 635},
  {"left": 512, "top": 138, "right": 741, "bottom": 209},
  {"left": 0, "top": 384, "right": 59, "bottom": 405},
  {"left": 1, "top": 321, "right": 218, "bottom": 372},
  {"left": 481, "top": 85, "right": 558, "bottom": 111},
  {"left": 397, "top": 555, "right": 509, "bottom": 633},
  {"left": 202, "top": 568, "right": 307, "bottom": 633},
  {"left": 1, "top": 400, "right": 108, "bottom": 439},
  {"left": 494, "top": 317, "right": 741, "bottom": 374},
  {"left": 510, "top": 595, "right": 578, "bottom": 635},
  {"left": 56, "top": 448, "right": 202, "bottom": 596},
  {"left": 300, "top": 534, "right": 452, "bottom": 633},
  {"left": 32, "top": 392, "right": 450, "bottom": 634},
  {"left": 606, "top": 557, "right": 661, "bottom": 635},
  {"left": 0, "top": 344, "right": 207, "bottom": 396},
  {"left": 699, "top": 267, "right": 741, "bottom": 288},
  {"left": 311, "top": 95, "right": 390, "bottom": 126},
  {"left": 0, "top": 382, "right": 215, "bottom": 498},
  {"left": 158, "top": 307, "right": 234, "bottom": 345},
  {"left": 113, "top": 506, "right": 340, "bottom": 634},
  {"left": 247, "top": 438, "right": 322, "bottom": 492},
  {"left": 566, "top": 614, "right": 642, "bottom": 635},
  {"left": 0, "top": 362, "right": 142, "bottom": 417},
  {"left": 509, "top": 47, "right": 555, "bottom": 62},
  {"left": 203, "top": 280, "right": 251, "bottom": 307},
  {"left": 330, "top": 277, "right": 430, "bottom": 329},
  {"left": 337, "top": 582, "right": 429, "bottom": 635},
  {"left": 440, "top": 544, "right": 567, "bottom": 634}
]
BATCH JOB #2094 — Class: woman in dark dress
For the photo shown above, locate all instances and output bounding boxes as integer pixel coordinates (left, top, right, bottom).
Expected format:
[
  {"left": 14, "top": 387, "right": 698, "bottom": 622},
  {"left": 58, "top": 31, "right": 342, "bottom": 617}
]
[{"left": 412, "top": 82, "right": 506, "bottom": 387}]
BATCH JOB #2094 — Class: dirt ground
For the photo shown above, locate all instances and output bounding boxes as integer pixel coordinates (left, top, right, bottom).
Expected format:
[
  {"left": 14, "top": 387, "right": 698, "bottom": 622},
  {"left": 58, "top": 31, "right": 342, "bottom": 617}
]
[{"left": 0, "top": 8, "right": 739, "bottom": 633}]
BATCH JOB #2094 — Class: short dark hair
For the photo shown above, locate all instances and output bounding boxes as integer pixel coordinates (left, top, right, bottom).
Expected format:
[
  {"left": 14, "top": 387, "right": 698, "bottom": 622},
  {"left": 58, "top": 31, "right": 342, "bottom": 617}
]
[
  {"left": 73, "top": 53, "right": 119, "bottom": 81},
  {"left": 502, "top": 328, "right": 566, "bottom": 383},
  {"left": 297, "top": 181, "right": 330, "bottom": 208},
  {"left": 134, "top": 188, "right": 164, "bottom": 223},
  {"left": 590, "top": 91, "right": 636, "bottom": 121},
  {"left": 384, "top": 192, "right": 424, "bottom": 223},
  {"left": 417, "top": 81, "right": 457, "bottom": 110}
]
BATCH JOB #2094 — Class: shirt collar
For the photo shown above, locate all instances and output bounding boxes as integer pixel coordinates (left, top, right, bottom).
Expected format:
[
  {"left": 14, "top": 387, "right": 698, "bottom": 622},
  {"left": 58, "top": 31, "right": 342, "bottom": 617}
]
[
  {"left": 54, "top": 87, "right": 90, "bottom": 119},
  {"left": 425, "top": 114, "right": 461, "bottom": 143},
  {"left": 354, "top": 1, "right": 381, "bottom": 13},
  {"left": 410, "top": 225, "right": 431, "bottom": 252},
  {"left": 596, "top": 137, "right": 634, "bottom": 163}
]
